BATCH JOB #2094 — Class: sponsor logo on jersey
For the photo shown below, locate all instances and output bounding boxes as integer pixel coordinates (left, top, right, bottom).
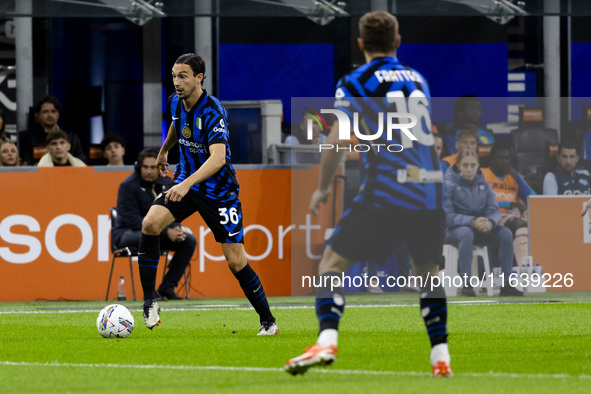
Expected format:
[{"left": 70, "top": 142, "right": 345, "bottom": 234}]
[
  {"left": 179, "top": 138, "right": 206, "bottom": 154},
  {"left": 212, "top": 119, "right": 227, "bottom": 135}
]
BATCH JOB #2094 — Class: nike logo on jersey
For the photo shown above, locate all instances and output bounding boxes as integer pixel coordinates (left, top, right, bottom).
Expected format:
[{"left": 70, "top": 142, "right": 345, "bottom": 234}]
[
  {"left": 172, "top": 117, "right": 179, "bottom": 120},
  {"left": 228, "top": 231, "right": 240, "bottom": 237}
]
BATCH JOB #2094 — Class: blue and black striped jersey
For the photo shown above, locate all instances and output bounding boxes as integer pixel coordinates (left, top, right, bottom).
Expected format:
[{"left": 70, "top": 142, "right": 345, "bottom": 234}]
[
  {"left": 335, "top": 56, "right": 444, "bottom": 210},
  {"left": 168, "top": 90, "right": 239, "bottom": 199}
]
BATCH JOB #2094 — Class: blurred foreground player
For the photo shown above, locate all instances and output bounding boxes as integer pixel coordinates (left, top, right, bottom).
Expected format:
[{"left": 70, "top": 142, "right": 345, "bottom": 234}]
[
  {"left": 138, "top": 53, "right": 278, "bottom": 335},
  {"left": 284, "top": 11, "right": 451, "bottom": 376}
]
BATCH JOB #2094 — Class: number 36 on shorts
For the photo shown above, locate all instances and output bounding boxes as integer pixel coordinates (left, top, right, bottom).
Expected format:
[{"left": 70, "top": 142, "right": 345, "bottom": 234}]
[{"left": 219, "top": 207, "right": 239, "bottom": 225}]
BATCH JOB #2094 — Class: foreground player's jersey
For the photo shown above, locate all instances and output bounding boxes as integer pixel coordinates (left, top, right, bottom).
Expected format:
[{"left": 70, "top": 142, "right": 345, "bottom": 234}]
[
  {"left": 335, "top": 56, "right": 443, "bottom": 210},
  {"left": 169, "top": 90, "right": 239, "bottom": 198}
]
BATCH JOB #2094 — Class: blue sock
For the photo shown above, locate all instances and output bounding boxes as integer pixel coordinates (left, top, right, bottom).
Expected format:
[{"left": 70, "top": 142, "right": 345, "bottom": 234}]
[
  {"left": 316, "top": 272, "right": 345, "bottom": 332},
  {"left": 234, "top": 263, "right": 274, "bottom": 324},
  {"left": 419, "top": 277, "right": 448, "bottom": 347},
  {"left": 138, "top": 233, "right": 160, "bottom": 300}
]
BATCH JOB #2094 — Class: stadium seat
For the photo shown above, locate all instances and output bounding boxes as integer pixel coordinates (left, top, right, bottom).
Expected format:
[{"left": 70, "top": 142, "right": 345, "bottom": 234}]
[
  {"left": 106, "top": 207, "right": 169, "bottom": 301},
  {"left": 511, "top": 127, "right": 558, "bottom": 176},
  {"left": 440, "top": 244, "right": 493, "bottom": 297}
]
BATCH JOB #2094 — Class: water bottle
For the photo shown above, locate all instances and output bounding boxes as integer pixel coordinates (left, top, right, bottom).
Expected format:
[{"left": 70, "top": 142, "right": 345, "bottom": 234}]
[
  {"left": 492, "top": 267, "right": 502, "bottom": 295},
  {"left": 117, "top": 276, "right": 126, "bottom": 301},
  {"left": 521, "top": 256, "right": 533, "bottom": 267}
]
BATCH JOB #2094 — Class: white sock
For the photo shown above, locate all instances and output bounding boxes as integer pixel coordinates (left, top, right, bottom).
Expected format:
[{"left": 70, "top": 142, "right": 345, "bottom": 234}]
[
  {"left": 430, "top": 343, "right": 450, "bottom": 365},
  {"left": 317, "top": 329, "right": 338, "bottom": 347}
]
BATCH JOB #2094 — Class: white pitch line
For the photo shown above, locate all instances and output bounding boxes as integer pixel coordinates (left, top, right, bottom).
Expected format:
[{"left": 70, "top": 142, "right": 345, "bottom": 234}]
[
  {"left": 0, "top": 304, "right": 410, "bottom": 314},
  {"left": 0, "top": 361, "right": 589, "bottom": 380},
  {"left": 0, "top": 300, "right": 583, "bottom": 314}
]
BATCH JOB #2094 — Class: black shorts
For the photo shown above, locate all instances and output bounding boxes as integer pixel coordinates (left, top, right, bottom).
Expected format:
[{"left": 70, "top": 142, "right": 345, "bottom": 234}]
[
  {"left": 327, "top": 201, "right": 445, "bottom": 267},
  {"left": 153, "top": 189, "right": 244, "bottom": 244}
]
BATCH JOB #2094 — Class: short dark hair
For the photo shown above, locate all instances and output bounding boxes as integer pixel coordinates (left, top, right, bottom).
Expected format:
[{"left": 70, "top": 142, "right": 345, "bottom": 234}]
[
  {"left": 359, "top": 11, "right": 398, "bottom": 54},
  {"left": 35, "top": 96, "right": 61, "bottom": 113},
  {"left": 46, "top": 130, "right": 69, "bottom": 145},
  {"left": 558, "top": 140, "right": 579, "bottom": 155},
  {"left": 100, "top": 133, "right": 125, "bottom": 151},
  {"left": 137, "top": 148, "right": 159, "bottom": 167},
  {"left": 489, "top": 143, "right": 512, "bottom": 158},
  {"left": 175, "top": 53, "right": 206, "bottom": 81},
  {"left": 456, "top": 128, "right": 478, "bottom": 142},
  {"left": 453, "top": 95, "right": 481, "bottom": 128}
]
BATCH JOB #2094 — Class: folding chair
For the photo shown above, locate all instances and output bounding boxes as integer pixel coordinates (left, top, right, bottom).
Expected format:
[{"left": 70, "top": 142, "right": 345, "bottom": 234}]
[
  {"left": 106, "top": 207, "right": 168, "bottom": 301},
  {"left": 441, "top": 244, "right": 493, "bottom": 297}
]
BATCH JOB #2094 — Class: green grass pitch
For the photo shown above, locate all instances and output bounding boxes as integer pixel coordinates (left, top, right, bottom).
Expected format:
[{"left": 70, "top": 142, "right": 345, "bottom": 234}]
[{"left": 0, "top": 293, "right": 590, "bottom": 393}]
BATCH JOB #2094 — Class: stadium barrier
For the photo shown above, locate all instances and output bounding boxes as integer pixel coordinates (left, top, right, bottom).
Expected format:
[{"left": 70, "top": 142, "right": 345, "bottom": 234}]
[
  {"left": 0, "top": 165, "right": 335, "bottom": 301},
  {"left": 3, "top": 169, "right": 586, "bottom": 302},
  {"left": 529, "top": 195, "right": 591, "bottom": 292}
]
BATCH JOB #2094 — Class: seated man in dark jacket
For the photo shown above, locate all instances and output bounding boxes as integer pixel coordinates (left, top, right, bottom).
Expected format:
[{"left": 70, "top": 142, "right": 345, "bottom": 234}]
[
  {"left": 19, "top": 96, "right": 86, "bottom": 165},
  {"left": 113, "top": 148, "right": 197, "bottom": 300}
]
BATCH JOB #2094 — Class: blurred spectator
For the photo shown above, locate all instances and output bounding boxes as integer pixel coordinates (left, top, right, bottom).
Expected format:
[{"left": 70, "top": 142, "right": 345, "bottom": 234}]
[
  {"left": 481, "top": 144, "right": 534, "bottom": 222},
  {"left": 100, "top": 133, "right": 126, "bottom": 166},
  {"left": 433, "top": 133, "right": 443, "bottom": 158},
  {"left": 0, "top": 140, "right": 20, "bottom": 166},
  {"left": 445, "top": 95, "right": 495, "bottom": 154},
  {"left": 37, "top": 130, "right": 86, "bottom": 167},
  {"left": 444, "top": 149, "right": 522, "bottom": 297},
  {"left": 481, "top": 144, "right": 534, "bottom": 267},
  {"left": 19, "top": 96, "right": 86, "bottom": 165},
  {"left": 441, "top": 128, "right": 478, "bottom": 168},
  {"left": 434, "top": 133, "right": 451, "bottom": 173},
  {"left": 543, "top": 141, "right": 591, "bottom": 195},
  {"left": 283, "top": 113, "right": 327, "bottom": 164},
  {"left": 0, "top": 108, "right": 7, "bottom": 143}
]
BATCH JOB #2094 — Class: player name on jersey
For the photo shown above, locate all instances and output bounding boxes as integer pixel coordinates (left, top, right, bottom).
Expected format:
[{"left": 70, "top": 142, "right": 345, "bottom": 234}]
[{"left": 374, "top": 69, "right": 424, "bottom": 83}]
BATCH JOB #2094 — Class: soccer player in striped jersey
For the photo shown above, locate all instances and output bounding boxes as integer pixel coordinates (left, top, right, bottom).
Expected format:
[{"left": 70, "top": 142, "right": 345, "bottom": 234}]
[
  {"left": 138, "top": 53, "right": 278, "bottom": 336},
  {"left": 285, "top": 11, "right": 451, "bottom": 377}
]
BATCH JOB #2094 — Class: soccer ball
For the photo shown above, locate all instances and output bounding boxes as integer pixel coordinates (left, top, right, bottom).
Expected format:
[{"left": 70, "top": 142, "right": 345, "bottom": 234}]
[{"left": 96, "top": 304, "right": 134, "bottom": 338}]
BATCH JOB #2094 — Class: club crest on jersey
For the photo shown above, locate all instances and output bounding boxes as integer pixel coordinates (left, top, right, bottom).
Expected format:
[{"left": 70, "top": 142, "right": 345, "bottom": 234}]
[{"left": 182, "top": 126, "right": 191, "bottom": 138}]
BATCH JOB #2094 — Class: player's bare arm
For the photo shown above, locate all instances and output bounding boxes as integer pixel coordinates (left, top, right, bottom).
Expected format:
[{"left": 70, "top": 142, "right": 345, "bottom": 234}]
[
  {"left": 582, "top": 199, "right": 591, "bottom": 216},
  {"left": 309, "top": 121, "right": 347, "bottom": 215},
  {"left": 156, "top": 123, "right": 179, "bottom": 176},
  {"left": 164, "top": 143, "right": 226, "bottom": 204}
]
